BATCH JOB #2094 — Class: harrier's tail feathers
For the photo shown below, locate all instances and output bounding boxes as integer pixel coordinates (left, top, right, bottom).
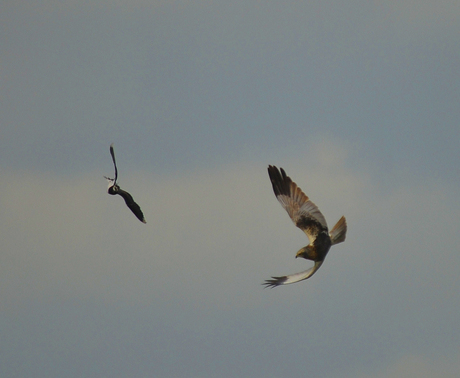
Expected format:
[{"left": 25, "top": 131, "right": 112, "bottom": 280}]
[{"left": 329, "top": 216, "right": 347, "bottom": 245}]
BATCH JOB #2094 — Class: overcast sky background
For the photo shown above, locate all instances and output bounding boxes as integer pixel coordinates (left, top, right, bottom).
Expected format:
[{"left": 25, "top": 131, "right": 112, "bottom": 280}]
[{"left": 1, "top": 1, "right": 459, "bottom": 377}]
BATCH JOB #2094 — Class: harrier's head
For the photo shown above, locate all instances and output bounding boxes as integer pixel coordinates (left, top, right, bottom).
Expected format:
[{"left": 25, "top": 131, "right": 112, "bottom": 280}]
[{"left": 296, "top": 245, "right": 319, "bottom": 261}]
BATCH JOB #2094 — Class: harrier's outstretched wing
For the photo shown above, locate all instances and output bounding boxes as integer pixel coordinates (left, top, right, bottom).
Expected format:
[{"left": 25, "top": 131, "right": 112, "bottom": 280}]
[
  {"left": 263, "top": 261, "right": 324, "bottom": 288},
  {"left": 267, "top": 165, "right": 328, "bottom": 244}
]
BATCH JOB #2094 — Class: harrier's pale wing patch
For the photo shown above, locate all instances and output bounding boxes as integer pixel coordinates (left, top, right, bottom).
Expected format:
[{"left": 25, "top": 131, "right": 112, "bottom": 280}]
[{"left": 263, "top": 261, "right": 324, "bottom": 288}]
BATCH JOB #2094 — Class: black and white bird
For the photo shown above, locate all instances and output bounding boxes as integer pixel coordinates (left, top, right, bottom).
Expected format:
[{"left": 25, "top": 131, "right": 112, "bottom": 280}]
[
  {"left": 104, "top": 143, "right": 146, "bottom": 224},
  {"left": 263, "top": 166, "right": 346, "bottom": 288}
]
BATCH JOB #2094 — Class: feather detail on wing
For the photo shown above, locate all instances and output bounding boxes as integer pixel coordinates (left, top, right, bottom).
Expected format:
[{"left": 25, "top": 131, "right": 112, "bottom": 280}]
[
  {"left": 268, "top": 165, "right": 328, "bottom": 244},
  {"left": 329, "top": 216, "right": 347, "bottom": 245},
  {"left": 263, "top": 261, "right": 324, "bottom": 288}
]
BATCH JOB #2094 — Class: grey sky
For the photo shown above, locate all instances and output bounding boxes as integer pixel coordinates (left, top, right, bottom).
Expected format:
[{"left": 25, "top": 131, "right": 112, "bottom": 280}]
[{"left": 1, "top": 1, "right": 459, "bottom": 377}]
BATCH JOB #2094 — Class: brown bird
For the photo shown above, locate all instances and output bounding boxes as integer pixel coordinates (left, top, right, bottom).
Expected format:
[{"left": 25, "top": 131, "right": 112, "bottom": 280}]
[
  {"left": 104, "top": 143, "right": 146, "bottom": 224},
  {"left": 263, "top": 166, "right": 346, "bottom": 287}
]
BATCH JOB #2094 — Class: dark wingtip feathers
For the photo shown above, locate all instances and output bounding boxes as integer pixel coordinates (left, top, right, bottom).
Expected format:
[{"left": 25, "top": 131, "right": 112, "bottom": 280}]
[
  {"left": 262, "top": 276, "right": 288, "bottom": 289},
  {"left": 267, "top": 165, "right": 292, "bottom": 198}
]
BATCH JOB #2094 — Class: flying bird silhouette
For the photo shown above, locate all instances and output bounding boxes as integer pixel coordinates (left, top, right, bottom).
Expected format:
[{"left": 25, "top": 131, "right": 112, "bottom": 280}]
[
  {"left": 104, "top": 143, "right": 146, "bottom": 223},
  {"left": 263, "top": 165, "right": 346, "bottom": 288}
]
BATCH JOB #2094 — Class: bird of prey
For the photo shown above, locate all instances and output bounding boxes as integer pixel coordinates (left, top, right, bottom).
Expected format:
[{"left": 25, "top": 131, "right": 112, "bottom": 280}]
[
  {"left": 263, "top": 165, "right": 346, "bottom": 288},
  {"left": 104, "top": 143, "right": 146, "bottom": 224}
]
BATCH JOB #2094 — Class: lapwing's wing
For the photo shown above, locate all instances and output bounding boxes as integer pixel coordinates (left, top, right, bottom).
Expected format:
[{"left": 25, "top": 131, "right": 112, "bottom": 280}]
[
  {"left": 117, "top": 189, "right": 146, "bottom": 224},
  {"left": 109, "top": 143, "right": 118, "bottom": 184}
]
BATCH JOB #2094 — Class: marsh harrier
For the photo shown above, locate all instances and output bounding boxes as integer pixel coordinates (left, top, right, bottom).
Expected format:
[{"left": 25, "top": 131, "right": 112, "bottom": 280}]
[{"left": 263, "top": 166, "right": 346, "bottom": 287}]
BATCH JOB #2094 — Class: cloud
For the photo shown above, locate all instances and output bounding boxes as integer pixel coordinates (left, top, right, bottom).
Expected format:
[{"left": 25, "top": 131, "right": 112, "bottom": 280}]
[
  {"left": 354, "top": 352, "right": 460, "bottom": 378},
  {"left": 1, "top": 137, "right": 460, "bottom": 377},
  {"left": 1, "top": 1, "right": 459, "bottom": 376},
  {"left": 386, "top": 0, "right": 460, "bottom": 27},
  {"left": 2, "top": 139, "right": 458, "bottom": 307},
  {"left": 0, "top": 145, "right": 364, "bottom": 305}
]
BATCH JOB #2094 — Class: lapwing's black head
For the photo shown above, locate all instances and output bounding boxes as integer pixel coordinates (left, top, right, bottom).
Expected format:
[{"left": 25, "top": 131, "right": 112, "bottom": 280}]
[
  {"left": 107, "top": 184, "right": 119, "bottom": 195},
  {"left": 104, "top": 176, "right": 118, "bottom": 195}
]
